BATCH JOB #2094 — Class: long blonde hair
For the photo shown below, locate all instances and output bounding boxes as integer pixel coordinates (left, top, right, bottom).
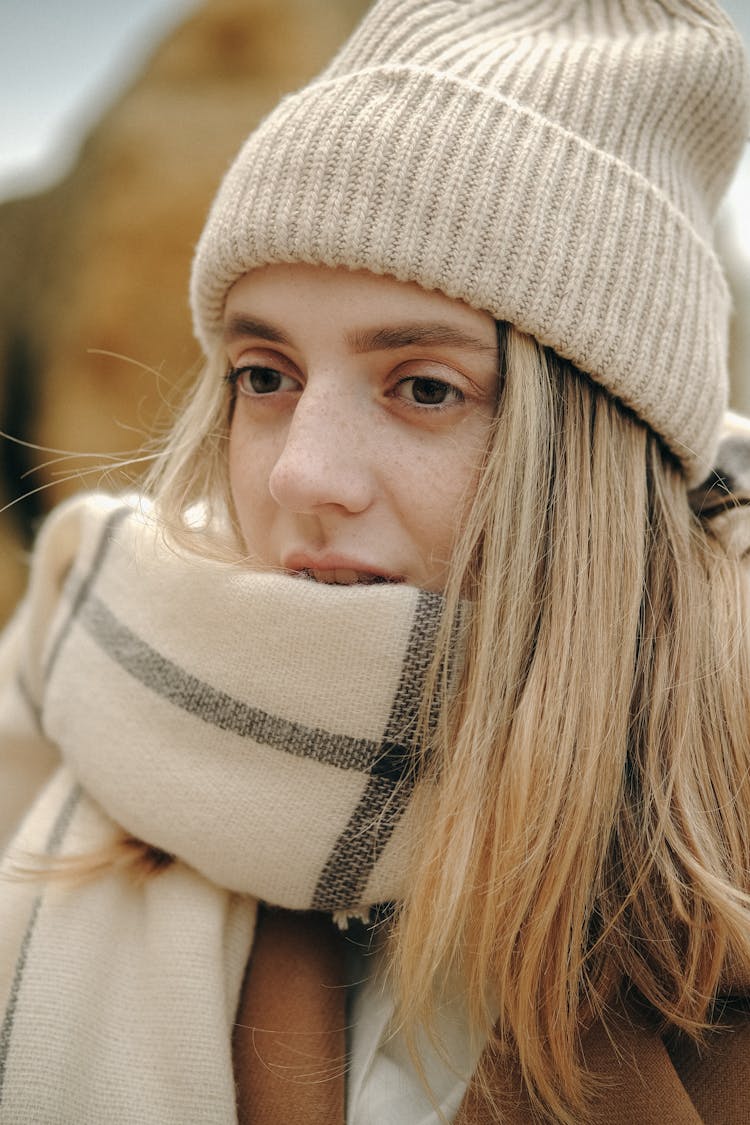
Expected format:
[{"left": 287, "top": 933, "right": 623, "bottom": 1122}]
[
  {"left": 389, "top": 326, "right": 750, "bottom": 1121},
  {"left": 127, "top": 324, "right": 750, "bottom": 1120}
]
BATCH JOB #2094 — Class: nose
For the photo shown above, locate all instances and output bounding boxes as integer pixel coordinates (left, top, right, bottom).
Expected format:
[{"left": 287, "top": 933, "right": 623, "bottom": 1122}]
[{"left": 268, "top": 385, "right": 374, "bottom": 515}]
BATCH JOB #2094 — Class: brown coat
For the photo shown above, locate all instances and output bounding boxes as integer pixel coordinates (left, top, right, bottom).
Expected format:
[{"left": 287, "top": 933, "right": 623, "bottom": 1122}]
[{"left": 234, "top": 909, "right": 750, "bottom": 1125}]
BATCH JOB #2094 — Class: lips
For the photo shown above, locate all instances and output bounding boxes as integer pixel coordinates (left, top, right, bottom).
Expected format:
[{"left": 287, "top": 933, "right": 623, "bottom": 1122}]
[
  {"left": 299, "top": 567, "right": 399, "bottom": 586},
  {"left": 284, "top": 555, "right": 405, "bottom": 586}
]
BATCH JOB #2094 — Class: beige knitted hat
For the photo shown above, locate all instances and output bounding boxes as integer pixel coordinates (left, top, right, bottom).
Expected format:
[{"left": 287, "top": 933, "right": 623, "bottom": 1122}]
[{"left": 191, "top": 0, "right": 749, "bottom": 483}]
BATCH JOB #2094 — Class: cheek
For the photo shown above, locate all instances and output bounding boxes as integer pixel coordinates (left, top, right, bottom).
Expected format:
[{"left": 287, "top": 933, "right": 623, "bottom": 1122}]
[
  {"left": 228, "top": 419, "right": 273, "bottom": 543},
  {"left": 393, "top": 423, "right": 489, "bottom": 554},
  {"left": 413, "top": 468, "right": 479, "bottom": 553}
]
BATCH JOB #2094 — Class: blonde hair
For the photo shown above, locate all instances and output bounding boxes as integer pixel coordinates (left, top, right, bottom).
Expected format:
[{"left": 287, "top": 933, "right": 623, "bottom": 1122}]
[
  {"left": 79, "top": 327, "right": 750, "bottom": 1120},
  {"left": 141, "top": 347, "right": 234, "bottom": 546},
  {"left": 390, "top": 327, "right": 750, "bottom": 1121}
]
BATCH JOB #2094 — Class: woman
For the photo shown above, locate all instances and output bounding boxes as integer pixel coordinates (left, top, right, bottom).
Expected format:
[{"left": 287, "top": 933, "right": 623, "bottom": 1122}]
[{"left": 2, "top": 1, "right": 750, "bottom": 1122}]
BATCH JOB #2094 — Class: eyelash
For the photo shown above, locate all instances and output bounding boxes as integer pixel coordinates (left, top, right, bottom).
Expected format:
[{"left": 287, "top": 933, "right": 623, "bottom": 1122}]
[
  {"left": 225, "top": 365, "right": 297, "bottom": 395},
  {"left": 225, "top": 365, "right": 466, "bottom": 409},
  {"left": 396, "top": 376, "right": 465, "bottom": 409}
]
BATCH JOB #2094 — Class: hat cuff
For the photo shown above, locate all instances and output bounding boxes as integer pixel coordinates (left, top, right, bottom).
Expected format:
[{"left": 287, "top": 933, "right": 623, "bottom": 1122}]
[{"left": 191, "top": 67, "right": 730, "bottom": 482}]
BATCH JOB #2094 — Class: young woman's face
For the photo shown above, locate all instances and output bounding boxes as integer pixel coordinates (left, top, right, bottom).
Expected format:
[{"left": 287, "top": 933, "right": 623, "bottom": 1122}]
[{"left": 224, "top": 263, "right": 499, "bottom": 591}]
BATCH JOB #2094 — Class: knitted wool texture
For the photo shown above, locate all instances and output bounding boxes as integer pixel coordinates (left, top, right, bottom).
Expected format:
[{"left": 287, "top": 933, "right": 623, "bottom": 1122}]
[
  {"left": 0, "top": 493, "right": 447, "bottom": 1122},
  {"left": 190, "top": 0, "right": 749, "bottom": 484}
]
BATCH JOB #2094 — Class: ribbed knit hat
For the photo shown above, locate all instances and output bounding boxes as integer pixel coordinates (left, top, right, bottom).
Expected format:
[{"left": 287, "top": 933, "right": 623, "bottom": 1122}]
[{"left": 191, "top": 0, "right": 749, "bottom": 483}]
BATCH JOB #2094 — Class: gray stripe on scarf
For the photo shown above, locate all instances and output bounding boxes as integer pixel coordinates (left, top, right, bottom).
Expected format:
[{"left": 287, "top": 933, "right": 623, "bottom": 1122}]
[
  {"left": 0, "top": 783, "right": 82, "bottom": 1106},
  {"left": 311, "top": 589, "right": 444, "bottom": 910},
  {"left": 43, "top": 505, "right": 132, "bottom": 686},
  {"left": 78, "top": 592, "right": 385, "bottom": 773},
  {"left": 14, "top": 672, "right": 42, "bottom": 731}
]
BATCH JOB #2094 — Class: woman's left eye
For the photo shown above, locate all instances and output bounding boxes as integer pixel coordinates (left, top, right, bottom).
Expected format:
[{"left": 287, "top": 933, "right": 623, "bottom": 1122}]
[{"left": 395, "top": 376, "right": 464, "bottom": 407}]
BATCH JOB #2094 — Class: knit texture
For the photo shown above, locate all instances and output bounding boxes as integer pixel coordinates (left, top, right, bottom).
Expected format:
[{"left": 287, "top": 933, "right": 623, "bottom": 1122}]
[
  {"left": 1, "top": 464, "right": 750, "bottom": 1122},
  {"left": 0, "top": 492, "right": 446, "bottom": 1123},
  {"left": 190, "top": 0, "right": 749, "bottom": 484}
]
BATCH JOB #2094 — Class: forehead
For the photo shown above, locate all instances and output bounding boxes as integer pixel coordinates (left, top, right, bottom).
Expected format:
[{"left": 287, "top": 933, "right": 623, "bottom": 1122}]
[{"left": 223, "top": 262, "right": 497, "bottom": 343}]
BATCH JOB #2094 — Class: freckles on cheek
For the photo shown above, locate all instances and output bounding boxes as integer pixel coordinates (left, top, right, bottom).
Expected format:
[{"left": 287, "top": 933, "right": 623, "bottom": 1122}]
[
  {"left": 432, "top": 449, "right": 487, "bottom": 542},
  {"left": 404, "top": 454, "right": 479, "bottom": 542}
]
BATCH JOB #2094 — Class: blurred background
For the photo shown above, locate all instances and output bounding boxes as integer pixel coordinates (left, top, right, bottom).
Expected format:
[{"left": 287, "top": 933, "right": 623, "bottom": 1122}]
[
  {"left": 0, "top": 0, "right": 748, "bottom": 625},
  {"left": 0, "top": 0, "right": 371, "bottom": 622}
]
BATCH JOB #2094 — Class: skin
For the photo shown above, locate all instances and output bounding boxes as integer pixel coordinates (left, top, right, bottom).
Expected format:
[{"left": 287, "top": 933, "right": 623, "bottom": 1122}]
[{"left": 224, "top": 263, "right": 499, "bottom": 591}]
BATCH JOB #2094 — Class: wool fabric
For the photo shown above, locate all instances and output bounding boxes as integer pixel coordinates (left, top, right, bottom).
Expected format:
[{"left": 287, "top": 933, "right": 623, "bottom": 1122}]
[
  {"left": 190, "top": 0, "right": 749, "bottom": 484},
  {"left": 0, "top": 492, "right": 447, "bottom": 1123}
]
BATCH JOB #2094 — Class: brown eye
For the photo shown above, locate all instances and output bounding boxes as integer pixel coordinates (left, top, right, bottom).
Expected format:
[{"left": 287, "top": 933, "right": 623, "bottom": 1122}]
[
  {"left": 397, "top": 376, "right": 463, "bottom": 407},
  {"left": 413, "top": 378, "right": 449, "bottom": 404},
  {"left": 231, "top": 366, "right": 297, "bottom": 395}
]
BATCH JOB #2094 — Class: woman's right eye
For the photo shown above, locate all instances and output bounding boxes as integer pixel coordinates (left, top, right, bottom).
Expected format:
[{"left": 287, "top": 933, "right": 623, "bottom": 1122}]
[{"left": 229, "top": 366, "right": 298, "bottom": 396}]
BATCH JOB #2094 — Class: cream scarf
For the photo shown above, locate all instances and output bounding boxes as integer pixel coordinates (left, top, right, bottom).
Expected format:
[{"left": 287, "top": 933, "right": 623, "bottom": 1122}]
[{"left": 0, "top": 493, "right": 447, "bottom": 1124}]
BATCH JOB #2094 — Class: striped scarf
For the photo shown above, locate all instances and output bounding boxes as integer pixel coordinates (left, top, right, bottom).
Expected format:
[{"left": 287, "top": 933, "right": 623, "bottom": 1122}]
[{"left": 0, "top": 493, "right": 446, "bottom": 1124}]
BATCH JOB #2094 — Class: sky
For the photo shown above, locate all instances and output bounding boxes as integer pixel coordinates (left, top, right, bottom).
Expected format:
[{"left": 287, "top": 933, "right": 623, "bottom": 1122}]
[
  {"left": 0, "top": 0, "right": 748, "bottom": 260},
  {"left": 0, "top": 0, "right": 197, "bottom": 201}
]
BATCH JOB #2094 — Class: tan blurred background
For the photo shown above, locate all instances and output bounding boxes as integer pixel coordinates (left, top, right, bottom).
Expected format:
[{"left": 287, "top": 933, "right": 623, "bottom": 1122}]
[
  {"left": 0, "top": 0, "right": 748, "bottom": 626},
  {"left": 0, "top": 0, "right": 370, "bottom": 623}
]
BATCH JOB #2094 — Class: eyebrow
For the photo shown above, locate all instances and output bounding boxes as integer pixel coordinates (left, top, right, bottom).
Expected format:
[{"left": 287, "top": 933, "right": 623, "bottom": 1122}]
[
  {"left": 223, "top": 316, "right": 291, "bottom": 346},
  {"left": 223, "top": 314, "right": 496, "bottom": 355}
]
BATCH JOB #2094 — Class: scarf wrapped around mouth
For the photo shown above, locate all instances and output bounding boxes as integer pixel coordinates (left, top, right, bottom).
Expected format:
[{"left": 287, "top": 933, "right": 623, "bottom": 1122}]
[{"left": 0, "top": 492, "right": 450, "bottom": 1123}]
